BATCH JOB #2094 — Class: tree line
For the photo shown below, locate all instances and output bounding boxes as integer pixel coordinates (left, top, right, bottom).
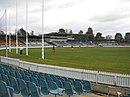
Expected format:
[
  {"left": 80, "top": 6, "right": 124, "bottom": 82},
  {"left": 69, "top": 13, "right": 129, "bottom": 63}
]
[
  {"left": 58, "top": 27, "right": 130, "bottom": 43},
  {"left": 1, "top": 27, "right": 130, "bottom": 43}
]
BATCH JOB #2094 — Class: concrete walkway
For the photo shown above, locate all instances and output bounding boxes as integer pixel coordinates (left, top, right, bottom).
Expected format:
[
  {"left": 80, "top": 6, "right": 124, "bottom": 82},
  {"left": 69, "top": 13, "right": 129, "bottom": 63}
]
[{"left": 14, "top": 92, "right": 106, "bottom": 97}]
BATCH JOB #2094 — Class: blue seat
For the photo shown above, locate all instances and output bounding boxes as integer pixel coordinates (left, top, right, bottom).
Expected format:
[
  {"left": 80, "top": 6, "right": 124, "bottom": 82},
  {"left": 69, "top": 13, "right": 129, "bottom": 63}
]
[
  {"left": 9, "top": 77, "right": 20, "bottom": 94},
  {"left": 0, "top": 69, "right": 4, "bottom": 74},
  {"left": 15, "top": 72, "right": 22, "bottom": 79},
  {"left": 124, "top": 96, "right": 129, "bottom": 97},
  {"left": 66, "top": 79, "right": 74, "bottom": 85},
  {"left": 4, "top": 70, "right": 10, "bottom": 76},
  {"left": 54, "top": 79, "right": 63, "bottom": 88},
  {"left": 20, "top": 72, "right": 25, "bottom": 78},
  {"left": 18, "top": 79, "right": 30, "bottom": 97},
  {"left": 0, "top": 80, "right": 14, "bottom": 97},
  {"left": 45, "top": 74, "right": 51, "bottom": 79},
  {"left": 30, "top": 77, "right": 39, "bottom": 86},
  {"left": 51, "top": 75, "right": 57, "bottom": 80},
  {"left": 0, "top": 74, "right": 2, "bottom": 80},
  {"left": 58, "top": 78, "right": 65, "bottom": 83},
  {"left": 38, "top": 79, "right": 49, "bottom": 95},
  {"left": 83, "top": 80, "right": 91, "bottom": 92},
  {"left": 1, "top": 74, "right": 10, "bottom": 86},
  {"left": 10, "top": 72, "right": 16, "bottom": 77},
  {"left": 62, "top": 77, "right": 68, "bottom": 81},
  {"left": 48, "top": 81, "right": 64, "bottom": 97},
  {"left": 74, "top": 81, "right": 83, "bottom": 95},
  {"left": 28, "top": 82, "right": 41, "bottom": 97},
  {"left": 23, "top": 75, "right": 30, "bottom": 82},
  {"left": 46, "top": 77, "right": 53, "bottom": 82},
  {"left": 63, "top": 82, "right": 74, "bottom": 97}
]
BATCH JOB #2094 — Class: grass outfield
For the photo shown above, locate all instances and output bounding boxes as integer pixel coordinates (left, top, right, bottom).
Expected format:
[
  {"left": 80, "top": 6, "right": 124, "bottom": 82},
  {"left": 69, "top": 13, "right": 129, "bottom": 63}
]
[{"left": 0, "top": 47, "right": 130, "bottom": 74}]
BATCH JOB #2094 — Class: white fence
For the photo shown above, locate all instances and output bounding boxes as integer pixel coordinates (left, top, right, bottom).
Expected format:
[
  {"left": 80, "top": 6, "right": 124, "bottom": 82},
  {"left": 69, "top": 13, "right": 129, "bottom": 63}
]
[{"left": 0, "top": 56, "right": 130, "bottom": 88}]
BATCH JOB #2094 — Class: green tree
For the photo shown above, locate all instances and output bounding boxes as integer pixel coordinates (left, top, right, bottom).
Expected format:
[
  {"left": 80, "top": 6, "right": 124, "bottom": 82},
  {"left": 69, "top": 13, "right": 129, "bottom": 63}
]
[
  {"left": 85, "top": 27, "right": 94, "bottom": 41},
  {"left": 30, "top": 30, "right": 34, "bottom": 35},
  {"left": 0, "top": 30, "right": 4, "bottom": 34},
  {"left": 95, "top": 32, "right": 102, "bottom": 40},
  {"left": 115, "top": 33, "right": 123, "bottom": 42},
  {"left": 69, "top": 30, "right": 73, "bottom": 34},
  {"left": 59, "top": 28, "right": 66, "bottom": 34},
  {"left": 17, "top": 28, "right": 29, "bottom": 36},
  {"left": 125, "top": 32, "right": 130, "bottom": 42},
  {"left": 86, "top": 27, "right": 93, "bottom": 34},
  {"left": 105, "top": 35, "right": 113, "bottom": 39},
  {"left": 78, "top": 30, "right": 84, "bottom": 34}
]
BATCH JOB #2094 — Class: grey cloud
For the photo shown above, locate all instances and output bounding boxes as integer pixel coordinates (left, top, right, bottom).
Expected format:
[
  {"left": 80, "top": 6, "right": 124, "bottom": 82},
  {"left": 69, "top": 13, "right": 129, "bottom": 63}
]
[
  {"left": 30, "top": 6, "right": 53, "bottom": 13},
  {"left": 44, "top": 0, "right": 86, "bottom": 11},
  {"left": 0, "top": 0, "right": 15, "bottom": 8},
  {"left": 120, "top": 0, "right": 130, "bottom": 3},
  {"left": 57, "top": 0, "right": 86, "bottom": 9},
  {"left": 90, "top": 10, "right": 130, "bottom": 23},
  {"left": 91, "top": 18, "right": 130, "bottom": 37},
  {"left": 45, "top": 0, "right": 53, "bottom": 3},
  {"left": 30, "top": 8, "right": 41, "bottom": 13}
]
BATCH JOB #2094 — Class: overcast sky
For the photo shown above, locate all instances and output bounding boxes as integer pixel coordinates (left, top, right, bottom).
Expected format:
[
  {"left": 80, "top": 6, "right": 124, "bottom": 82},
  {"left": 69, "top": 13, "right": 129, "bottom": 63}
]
[{"left": 0, "top": 0, "right": 130, "bottom": 37}]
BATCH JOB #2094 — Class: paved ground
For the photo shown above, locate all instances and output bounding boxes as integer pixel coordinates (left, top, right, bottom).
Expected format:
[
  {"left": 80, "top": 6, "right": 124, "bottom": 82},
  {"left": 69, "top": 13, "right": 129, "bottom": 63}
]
[{"left": 14, "top": 92, "right": 106, "bottom": 97}]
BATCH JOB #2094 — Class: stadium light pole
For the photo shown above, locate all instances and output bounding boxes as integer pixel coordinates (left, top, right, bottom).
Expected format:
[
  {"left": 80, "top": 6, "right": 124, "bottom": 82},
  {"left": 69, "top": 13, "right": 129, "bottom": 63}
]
[
  {"left": 5, "top": 9, "right": 8, "bottom": 57},
  {"left": 16, "top": 0, "right": 18, "bottom": 54},
  {"left": 26, "top": 0, "right": 29, "bottom": 56},
  {"left": 42, "top": 0, "right": 44, "bottom": 60}
]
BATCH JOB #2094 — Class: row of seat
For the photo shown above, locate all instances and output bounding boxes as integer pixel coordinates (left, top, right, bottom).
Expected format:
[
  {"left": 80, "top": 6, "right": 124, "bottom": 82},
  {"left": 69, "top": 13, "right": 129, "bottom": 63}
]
[
  {"left": 124, "top": 93, "right": 130, "bottom": 97},
  {"left": 0, "top": 64, "right": 91, "bottom": 97}
]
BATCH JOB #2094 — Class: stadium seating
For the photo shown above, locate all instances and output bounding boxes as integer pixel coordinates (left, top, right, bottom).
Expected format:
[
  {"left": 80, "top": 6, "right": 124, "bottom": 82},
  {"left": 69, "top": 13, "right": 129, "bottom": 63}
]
[
  {"left": 47, "top": 81, "right": 64, "bottom": 96},
  {"left": 74, "top": 81, "right": 84, "bottom": 95},
  {"left": 123, "top": 93, "right": 130, "bottom": 97},
  {"left": 38, "top": 79, "right": 49, "bottom": 95},
  {"left": 9, "top": 77, "right": 20, "bottom": 94},
  {"left": 10, "top": 40, "right": 24, "bottom": 45},
  {"left": 82, "top": 80, "right": 91, "bottom": 92},
  {"left": 1, "top": 74, "right": 10, "bottom": 86},
  {"left": 18, "top": 79, "right": 30, "bottom": 97},
  {"left": 63, "top": 81, "right": 74, "bottom": 97},
  {"left": 0, "top": 63, "right": 92, "bottom": 97},
  {"left": 0, "top": 80, "right": 14, "bottom": 97},
  {"left": 28, "top": 82, "right": 41, "bottom": 97},
  {"left": 0, "top": 40, "right": 5, "bottom": 45}
]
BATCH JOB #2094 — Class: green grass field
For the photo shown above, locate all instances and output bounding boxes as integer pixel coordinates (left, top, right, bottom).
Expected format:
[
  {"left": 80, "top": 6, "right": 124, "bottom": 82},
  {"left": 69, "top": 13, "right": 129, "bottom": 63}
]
[{"left": 0, "top": 47, "right": 130, "bottom": 74}]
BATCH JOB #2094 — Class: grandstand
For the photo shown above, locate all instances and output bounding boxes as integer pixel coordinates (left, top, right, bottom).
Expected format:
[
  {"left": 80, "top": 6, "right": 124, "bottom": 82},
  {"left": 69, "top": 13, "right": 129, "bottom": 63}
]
[
  {"left": 0, "top": 63, "right": 95, "bottom": 97},
  {"left": 0, "top": 34, "right": 52, "bottom": 48},
  {"left": 0, "top": 40, "right": 5, "bottom": 45}
]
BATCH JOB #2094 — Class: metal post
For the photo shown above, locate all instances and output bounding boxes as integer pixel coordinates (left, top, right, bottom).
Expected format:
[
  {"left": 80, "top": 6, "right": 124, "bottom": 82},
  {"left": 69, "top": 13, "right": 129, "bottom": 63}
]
[
  {"left": 9, "top": 33, "right": 11, "bottom": 52},
  {"left": 42, "top": 0, "right": 44, "bottom": 59},
  {"left": 16, "top": 0, "right": 18, "bottom": 54},
  {"left": 26, "top": 0, "right": 28, "bottom": 56},
  {"left": 9, "top": 13, "right": 11, "bottom": 52},
  {"left": 5, "top": 10, "right": 8, "bottom": 57}
]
